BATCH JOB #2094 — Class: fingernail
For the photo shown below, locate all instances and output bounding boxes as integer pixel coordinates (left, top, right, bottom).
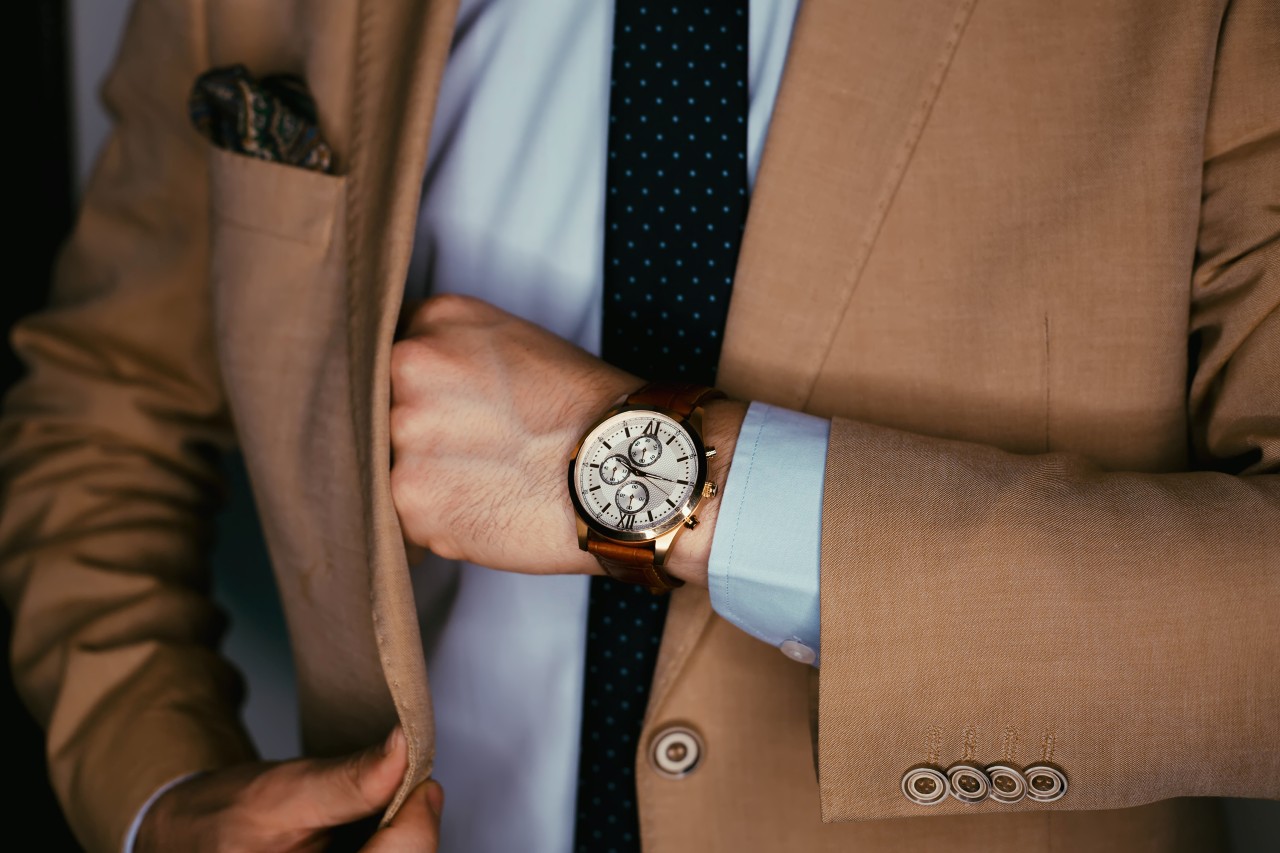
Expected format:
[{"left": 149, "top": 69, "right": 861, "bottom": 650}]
[
  {"left": 383, "top": 725, "right": 404, "bottom": 756},
  {"left": 425, "top": 780, "right": 445, "bottom": 815}
]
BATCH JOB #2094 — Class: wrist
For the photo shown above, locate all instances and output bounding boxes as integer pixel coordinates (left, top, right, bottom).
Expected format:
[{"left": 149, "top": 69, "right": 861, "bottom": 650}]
[{"left": 661, "top": 398, "right": 747, "bottom": 587}]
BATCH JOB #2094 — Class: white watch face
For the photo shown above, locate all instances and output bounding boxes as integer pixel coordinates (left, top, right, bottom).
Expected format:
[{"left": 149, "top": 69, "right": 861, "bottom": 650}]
[{"left": 574, "top": 411, "right": 701, "bottom": 535}]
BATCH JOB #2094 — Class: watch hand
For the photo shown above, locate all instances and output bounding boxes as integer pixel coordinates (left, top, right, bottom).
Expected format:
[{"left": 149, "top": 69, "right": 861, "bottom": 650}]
[
  {"left": 620, "top": 457, "right": 679, "bottom": 484},
  {"left": 642, "top": 477, "right": 672, "bottom": 500},
  {"left": 619, "top": 459, "right": 673, "bottom": 499}
]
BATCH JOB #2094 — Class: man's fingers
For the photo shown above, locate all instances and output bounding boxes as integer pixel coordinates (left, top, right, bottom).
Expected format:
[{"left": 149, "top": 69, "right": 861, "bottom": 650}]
[
  {"left": 401, "top": 292, "right": 502, "bottom": 337},
  {"left": 360, "top": 780, "right": 444, "bottom": 852},
  {"left": 272, "top": 726, "right": 409, "bottom": 829},
  {"left": 424, "top": 780, "right": 444, "bottom": 815}
]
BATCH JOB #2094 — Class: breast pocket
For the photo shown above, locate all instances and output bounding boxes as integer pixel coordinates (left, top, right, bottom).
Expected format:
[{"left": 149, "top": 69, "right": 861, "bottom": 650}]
[
  {"left": 206, "top": 146, "right": 351, "bottom": 452},
  {"left": 208, "top": 146, "right": 346, "bottom": 247},
  {"left": 203, "top": 148, "right": 368, "bottom": 688}
]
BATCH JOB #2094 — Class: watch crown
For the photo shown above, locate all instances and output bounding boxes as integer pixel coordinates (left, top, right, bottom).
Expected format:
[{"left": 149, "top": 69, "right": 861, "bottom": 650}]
[
  {"left": 684, "top": 515, "right": 700, "bottom": 529},
  {"left": 702, "top": 481, "right": 718, "bottom": 499},
  {"left": 705, "top": 446, "right": 717, "bottom": 458}
]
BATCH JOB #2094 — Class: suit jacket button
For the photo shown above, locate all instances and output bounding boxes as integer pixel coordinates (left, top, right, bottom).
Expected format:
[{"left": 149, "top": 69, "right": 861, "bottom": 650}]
[
  {"left": 985, "top": 764, "right": 1027, "bottom": 803},
  {"left": 651, "top": 726, "right": 703, "bottom": 778},
  {"left": 1024, "top": 764, "right": 1068, "bottom": 802},
  {"left": 947, "top": 762, "right": 990, "bottom": 803},
  {"left": 901, "top": 765, "right": 949, "bottom": 805}
]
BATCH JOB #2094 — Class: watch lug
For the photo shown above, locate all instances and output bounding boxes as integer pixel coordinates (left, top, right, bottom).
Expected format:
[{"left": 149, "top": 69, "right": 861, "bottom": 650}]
[
  {"left": 576, "top": 516, "right": 590, "bottom": 551},
  {"left": 688, "top": 409, "right": 705, "bottom": 434},
  {"left": 653, "top": 527, "right": 681, "bottom": 567}
]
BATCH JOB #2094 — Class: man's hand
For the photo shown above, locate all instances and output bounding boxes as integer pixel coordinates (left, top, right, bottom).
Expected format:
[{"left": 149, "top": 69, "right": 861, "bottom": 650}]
[
  {"left": 389, "top": 295, "right": 745, "bottom": 586},
  {"left": 136, "top": 728, "right": 443, "bottom": 852},
  {"left": 363, "top": 780, "right": 444, "bottom": 853}
]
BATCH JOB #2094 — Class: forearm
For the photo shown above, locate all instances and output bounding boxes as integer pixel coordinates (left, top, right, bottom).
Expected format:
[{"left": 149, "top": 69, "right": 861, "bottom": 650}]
[{"left": 661, "top": 399, "right": 748, "bottom": 587}]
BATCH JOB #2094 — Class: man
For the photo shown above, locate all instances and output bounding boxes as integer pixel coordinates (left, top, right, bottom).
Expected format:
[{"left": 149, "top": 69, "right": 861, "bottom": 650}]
[{"left": 1, "top": 0, "right": 1276, "bottom": 852}]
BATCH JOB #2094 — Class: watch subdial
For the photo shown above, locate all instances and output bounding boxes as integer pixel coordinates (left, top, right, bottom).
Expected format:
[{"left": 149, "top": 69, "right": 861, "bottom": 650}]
[
  {"left": 599, "top": 454, "right": 630, "bottom": 485},
  {"left": 629, "top": 435, "right": 662, "bottom": 467},
  {"left": 615, "top": 481, "right": 650, "bottom": 514}
]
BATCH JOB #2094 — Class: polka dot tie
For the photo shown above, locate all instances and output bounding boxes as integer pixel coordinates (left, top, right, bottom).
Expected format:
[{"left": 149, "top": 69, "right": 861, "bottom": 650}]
[{"left": 574, "top": 4, "right": 748, "bottom": 851}]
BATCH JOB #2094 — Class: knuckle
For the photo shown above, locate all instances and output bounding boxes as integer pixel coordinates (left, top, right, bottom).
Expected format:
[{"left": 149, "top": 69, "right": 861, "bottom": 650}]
[
  {"left": 390, "top": 338, "right": 429, "bottom": 390},
  {"left": 388, "top": 403, "right": 419, "bottom": 447},
  {"left": 236, "top": 762, "right": 287, "bottom": 811},
  {"left": 426, "top": 535, "right": 461, "bottom": 561},
  {"left": 391, "top": 462, "right": 438, "bottom": 547},
  {"left": 390, "top": 461, "right": 425, "bottom": 511},
  {"left": 420, "top": 292, "right": 480, "bottom": 321},
  {"left": 392, "top": 330, "right": 472, "bottom": 390}
]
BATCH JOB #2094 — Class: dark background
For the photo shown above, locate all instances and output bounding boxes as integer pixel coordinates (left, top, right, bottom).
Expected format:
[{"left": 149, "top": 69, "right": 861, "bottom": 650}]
[
  {"left": 4, "top": 2, "right": 1275, "bottom": 850},
  {"left": 4, "top": 1, "right": 77, "bottom": 845}
]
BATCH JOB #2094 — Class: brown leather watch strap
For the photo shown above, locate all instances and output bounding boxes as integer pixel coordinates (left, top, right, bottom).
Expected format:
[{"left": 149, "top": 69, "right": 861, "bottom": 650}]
[
  {"left": 625, "top": 382, "right": 724, "bottom": 417},
  {"left": 587, "top": 539, "right": 683, "bottom": 594}
]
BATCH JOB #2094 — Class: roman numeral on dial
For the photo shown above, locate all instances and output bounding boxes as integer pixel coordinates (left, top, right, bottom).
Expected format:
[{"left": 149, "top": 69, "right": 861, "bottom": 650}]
[
  {"left": 643, "top": 420, "right": 659, "bottom": 436},
  {"left": 619, "top": 513, "right": 636, "bottom": 530}
]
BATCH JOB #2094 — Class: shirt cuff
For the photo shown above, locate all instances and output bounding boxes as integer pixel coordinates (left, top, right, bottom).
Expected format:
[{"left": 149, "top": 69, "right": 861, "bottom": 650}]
[
  {"left": 121, "top": 772, "right": 202, "bottom": 853},
  {"left": 708, "top": 401, "right": 828, "bottom": 665}
]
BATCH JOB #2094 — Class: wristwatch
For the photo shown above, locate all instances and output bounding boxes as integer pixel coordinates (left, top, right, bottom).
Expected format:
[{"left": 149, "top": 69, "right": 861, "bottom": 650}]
[{"left": 568, "top": 382, "right": 724, "bottom": 593}]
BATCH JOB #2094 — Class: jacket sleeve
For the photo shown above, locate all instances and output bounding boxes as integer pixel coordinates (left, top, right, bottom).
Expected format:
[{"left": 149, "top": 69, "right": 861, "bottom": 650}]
[
  {"left": 814, "top": 0, "right": 1279, "bottom": 823},
  {"left": 0, "top": 2, "right": 257, "bottom": 850}
]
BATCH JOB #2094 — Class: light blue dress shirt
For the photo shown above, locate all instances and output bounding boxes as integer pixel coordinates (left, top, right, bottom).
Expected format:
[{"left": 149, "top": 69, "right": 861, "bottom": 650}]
[
  {"left": 709, "top": 401, "right": 827, "bottom": 662},
  {"left": 126, "top": 1, "right": 823, "bottom": 851}
]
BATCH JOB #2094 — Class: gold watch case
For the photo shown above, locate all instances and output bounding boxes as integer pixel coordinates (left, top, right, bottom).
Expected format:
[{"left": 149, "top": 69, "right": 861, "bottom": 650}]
[{"left": 567, "top": 401, "right": 715, "bottom": 566}]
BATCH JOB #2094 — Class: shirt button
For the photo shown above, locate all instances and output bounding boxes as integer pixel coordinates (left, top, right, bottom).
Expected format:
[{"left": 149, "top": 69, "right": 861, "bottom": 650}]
[
  {"left": 1024, "top": 764, "right": 1068, "bottom": 802},
  {"left": 901, "top": 765, "right": 949, "bottom": 805},
  {"left": 779, "top": 639, "right": 816, "bottom": 665},
  {"left": 650, "top": 726, "right": 703, "bottom": 778}
]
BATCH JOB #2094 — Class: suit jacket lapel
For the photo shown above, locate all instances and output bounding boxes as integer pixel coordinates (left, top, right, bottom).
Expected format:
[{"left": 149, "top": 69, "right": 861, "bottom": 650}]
[
  {"left": 648, "top": 0, "right": 978, "bottom": 721},
  {"left": 718, "top": 0, "right": 978, "bottom": 411},
  {"left": 344, "top": 0, "right": 460, "bottom": 817}
]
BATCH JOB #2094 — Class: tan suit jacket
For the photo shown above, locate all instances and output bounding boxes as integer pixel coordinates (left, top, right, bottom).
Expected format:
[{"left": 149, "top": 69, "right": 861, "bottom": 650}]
[{"left": 2, "top": 0, "right": 1276, "bottom": 851}]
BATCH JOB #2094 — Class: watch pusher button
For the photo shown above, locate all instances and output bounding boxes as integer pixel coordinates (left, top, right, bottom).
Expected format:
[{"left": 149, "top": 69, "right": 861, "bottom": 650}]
[
  {"left": 702, "top": 481, "right": 718, "bottom": 499},
  {"left": 705, "top": 446, "right": 717, "bottom": 458},
  {"left": 684, "top": 515, "right": 699, "bottom": 529}
]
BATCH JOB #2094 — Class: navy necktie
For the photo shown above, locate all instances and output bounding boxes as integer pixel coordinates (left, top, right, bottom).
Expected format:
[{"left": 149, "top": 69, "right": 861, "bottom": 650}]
[{"left": 574, "top": 4, "right": 749, "bottom": 851}]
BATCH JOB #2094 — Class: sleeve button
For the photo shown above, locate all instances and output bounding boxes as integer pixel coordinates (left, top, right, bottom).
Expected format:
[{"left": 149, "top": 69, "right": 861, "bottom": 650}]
[
  {"left": 946, "top": 762, "right": 990, "bottom": 803},
  {"left": 985, "top": 764, "right": 1027, "bottom": 803},
  {"left": 1023, "top": 764, "right": 1068, "bottom": 802},
  {"left": 901, "top": 765, "right": 949, "bottom": 805}
]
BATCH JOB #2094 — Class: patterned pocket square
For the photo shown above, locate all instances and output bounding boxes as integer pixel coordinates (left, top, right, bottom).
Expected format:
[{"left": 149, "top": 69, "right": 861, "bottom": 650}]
[{"left": 189, "top": 64, "right": 334, "bottom": 174}]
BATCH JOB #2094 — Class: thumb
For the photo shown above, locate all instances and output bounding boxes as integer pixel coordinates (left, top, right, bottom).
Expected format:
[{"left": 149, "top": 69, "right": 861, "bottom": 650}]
[
  {"left": 276, "top": 726, "right": 410, "bottom": 829},
  {"left": 361, "top": 779, "right": 443, "bottom": 852}
]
